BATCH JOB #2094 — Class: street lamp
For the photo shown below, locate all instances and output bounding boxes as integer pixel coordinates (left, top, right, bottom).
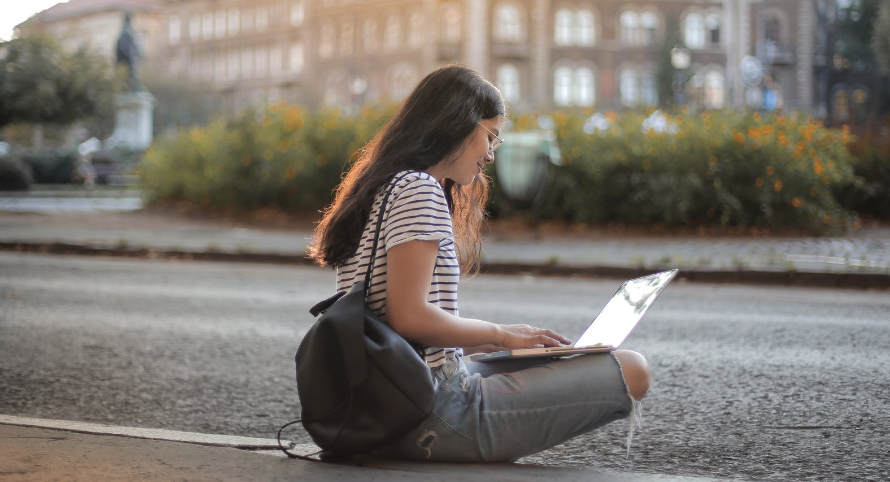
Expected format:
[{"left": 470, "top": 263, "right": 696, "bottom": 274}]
[{"left": 671, "top": 46, "right": 691, "bottom": 106}]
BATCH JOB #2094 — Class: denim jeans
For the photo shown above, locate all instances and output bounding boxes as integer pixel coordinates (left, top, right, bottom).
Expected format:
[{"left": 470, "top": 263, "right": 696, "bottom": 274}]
[{"left": 376, "top": 352, "right": 635, "bottom": 463}]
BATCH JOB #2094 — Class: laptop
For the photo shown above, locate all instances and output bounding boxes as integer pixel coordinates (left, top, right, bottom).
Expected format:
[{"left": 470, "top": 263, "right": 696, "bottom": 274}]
[{"left": 468, "top": 269, "right": 678, "bottom": 362}]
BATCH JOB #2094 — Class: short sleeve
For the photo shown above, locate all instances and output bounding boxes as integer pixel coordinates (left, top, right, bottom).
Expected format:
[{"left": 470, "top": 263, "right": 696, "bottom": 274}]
[{"left": 383, "top": 174, "right": 453, "bottom": 251}]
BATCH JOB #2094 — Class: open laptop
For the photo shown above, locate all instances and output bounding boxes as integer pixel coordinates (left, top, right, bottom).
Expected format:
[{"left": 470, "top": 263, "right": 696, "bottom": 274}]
[{"left": 469, "top": 269, "right": 678, "bottom": 362}]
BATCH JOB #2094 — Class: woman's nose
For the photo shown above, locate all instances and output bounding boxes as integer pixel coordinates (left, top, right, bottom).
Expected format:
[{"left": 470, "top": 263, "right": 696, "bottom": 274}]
[{"left": 484, "top": 150, "right": 495, "bottom": 164}]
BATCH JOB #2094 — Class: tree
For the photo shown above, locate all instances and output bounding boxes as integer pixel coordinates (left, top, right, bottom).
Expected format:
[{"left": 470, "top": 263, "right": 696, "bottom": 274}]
[
  {"left": 0, "top": 34, "right": 117, "bottom": 136},
  {"left": 873, "top": 0, "right": 890, "bottom": 75}
]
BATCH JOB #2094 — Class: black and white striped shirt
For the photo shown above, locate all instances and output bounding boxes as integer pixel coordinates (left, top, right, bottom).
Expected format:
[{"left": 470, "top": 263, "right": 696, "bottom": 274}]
[{"left": 335, "top": 171, "right": 461, "bottom": 368}]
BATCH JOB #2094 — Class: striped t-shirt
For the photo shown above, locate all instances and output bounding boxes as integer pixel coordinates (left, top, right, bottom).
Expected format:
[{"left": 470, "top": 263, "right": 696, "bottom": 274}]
[{"left": 335, "top": 171, "right": 461, "bottom": 368}]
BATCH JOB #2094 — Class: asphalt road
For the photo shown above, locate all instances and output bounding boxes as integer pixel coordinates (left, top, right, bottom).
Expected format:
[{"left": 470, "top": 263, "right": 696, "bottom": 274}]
[{"left": 1, "top": 253, "right": 888, "bottom": 481}]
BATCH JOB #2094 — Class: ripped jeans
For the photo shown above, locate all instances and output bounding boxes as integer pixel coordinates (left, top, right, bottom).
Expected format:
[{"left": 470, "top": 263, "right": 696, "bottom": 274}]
[{"left": 375, "top": 352, "right": 637, "bottom": 463}]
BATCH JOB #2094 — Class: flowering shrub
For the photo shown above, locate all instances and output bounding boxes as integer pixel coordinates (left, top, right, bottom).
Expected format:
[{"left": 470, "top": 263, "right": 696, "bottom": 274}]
[
  {"left": 142, "top": 104, "right": 868, "bottom": 233},
  {"left": 140, "top": 103, "right": 391, "bottom": 212},
  {"left": 503, "top": 109, "right": 860, "bottom": 233}
]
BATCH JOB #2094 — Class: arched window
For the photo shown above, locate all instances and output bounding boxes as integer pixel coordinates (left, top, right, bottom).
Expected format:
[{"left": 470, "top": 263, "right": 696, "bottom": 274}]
[
  {"left": 705, "top": 13, "right": 721, "bottom": 45},
  {"left": 641, "top": 71, "right": 658, "bottom": 106},
  {"left": 442, "top": 3, "right": 461, "bottom": 44},
  {"left": 363, "top": 19, "right": 378, "bottom": 53},
  {"left": 765, "top": 16, "right": 781, "bottom": 43},
  {"left": 554, "top": 67, "right": 573, "bottom": 105},
  {"left": 852, "top": 88, "right": 869, "bottom": 123},
  {"left": 704, "top": 70, "right": 725, "bottom": 109},
  {"left": 620, "top": 11, "right": 639, "bottom": 45},
  {"left": 684, "top": 13, "right": 705, "bottom": 49},
  {"left": 319, "top": 22, "right": 335, "bottom": 58},
  {"left": 494, "top": 3, "right": 523, "bottom": 42},
  {"left": 620, "top": 69, "right": 638, "bottom": 106},
  {"left": 408, "top": 11, "right": 424, "bottom": 49},
  {"left": 555, "top": 9, "right": 573, "bottom": 45},
  {"left": 576, "top": 9, "right": 595, "bottom": 46},
  {"left": 340, "top": 18, "right": 354, "bottom": 56},
  {"left": 384, "top": 14, "right": 401, "bottom": 51},
  {"left": 575, "top": 67, "right": 595, "bottom": 106},
  {"left": 497, "top": 64, "right": 520, "bottom": 103},
  {"left": 641, "top": 11, "right": 658, "bottom": 44}
]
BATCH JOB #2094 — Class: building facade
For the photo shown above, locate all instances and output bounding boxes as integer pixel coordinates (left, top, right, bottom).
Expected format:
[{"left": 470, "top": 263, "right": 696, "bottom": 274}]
[{"left": 22, "top": 0, "right": 819, "bottom": 114}]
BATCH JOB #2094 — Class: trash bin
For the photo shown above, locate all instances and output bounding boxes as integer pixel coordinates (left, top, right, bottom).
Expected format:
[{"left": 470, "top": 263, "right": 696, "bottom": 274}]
[{"left": 493, "top": 130, "right": 562, "bottom": 206}]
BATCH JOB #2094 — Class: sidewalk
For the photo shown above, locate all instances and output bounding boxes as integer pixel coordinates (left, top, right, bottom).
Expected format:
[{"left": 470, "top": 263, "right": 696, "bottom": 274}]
[
  {"left": 0, "top": 416, "right": 742, "bottom": 482},
  {"left": 1, "top": 209, "right": 889, "bottom": 288}
]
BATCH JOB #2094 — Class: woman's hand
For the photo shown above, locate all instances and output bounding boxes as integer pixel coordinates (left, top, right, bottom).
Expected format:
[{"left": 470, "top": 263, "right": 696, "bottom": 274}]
[{"left": 495, "top": 324, "right": 572, "bottom": 349}]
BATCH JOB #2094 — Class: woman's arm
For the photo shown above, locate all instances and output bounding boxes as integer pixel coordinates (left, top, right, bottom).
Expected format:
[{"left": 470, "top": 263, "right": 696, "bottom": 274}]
[{"left": 385, "top": 239, "right": 570, "bottom": 349}]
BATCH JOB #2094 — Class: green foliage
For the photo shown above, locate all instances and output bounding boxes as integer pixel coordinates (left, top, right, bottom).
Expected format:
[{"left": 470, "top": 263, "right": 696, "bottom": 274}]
[
  {"left": 139, "top": 71, "right": 226, "bottom": 136},
  {"left": 0, "top": 155, "right": 32, "bottom": 190},
  {"left": 140, "top": 103, "right": 392, "bottom": 212},
  {"left": 0, "top": 34, "right": 118, "bottom": 133},
  {"left": 873, "top": 0, "right": 890, "bottom": 75},
  {"left": 838, "top": 120, "right": 890, "bottom": 218},
  {"left": 504, "top": 109, "right": 860, "bottom": 233}
]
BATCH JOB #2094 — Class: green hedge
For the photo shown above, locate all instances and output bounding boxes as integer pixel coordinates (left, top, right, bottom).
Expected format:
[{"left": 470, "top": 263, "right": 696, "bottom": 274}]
[
  {"left": 141, "top": 103, "right": 391, "bottom": 211},
  {"left": 141, "top": 105, "right": 870, "bottom": 234},
  {"left": 502, "top": 109, "right": 860, "bottom": 233}
]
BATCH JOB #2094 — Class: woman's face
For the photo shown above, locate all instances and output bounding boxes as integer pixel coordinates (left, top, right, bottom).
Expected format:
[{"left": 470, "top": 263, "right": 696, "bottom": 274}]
[{"left": 431, "top": 115, "right": 504, "bottom": 186}]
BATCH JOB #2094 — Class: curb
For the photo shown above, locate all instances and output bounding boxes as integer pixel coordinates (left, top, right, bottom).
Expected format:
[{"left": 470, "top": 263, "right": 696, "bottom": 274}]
[
  {"left": 0, "top": 414, "right": 296, "bottom": 452},
  {"left": 2, "top": 240, "right": 889, "bottom": 290}
]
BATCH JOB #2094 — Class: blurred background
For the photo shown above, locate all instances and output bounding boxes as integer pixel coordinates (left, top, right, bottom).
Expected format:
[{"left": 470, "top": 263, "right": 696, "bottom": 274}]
[{"left": 1, "top": 0, "right": 889, "bottom": 232}]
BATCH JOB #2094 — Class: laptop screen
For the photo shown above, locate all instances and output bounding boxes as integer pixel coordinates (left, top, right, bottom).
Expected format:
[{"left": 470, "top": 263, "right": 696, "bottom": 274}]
[{"left": 573, "top": 269, "right": 677, "bottom": 348}]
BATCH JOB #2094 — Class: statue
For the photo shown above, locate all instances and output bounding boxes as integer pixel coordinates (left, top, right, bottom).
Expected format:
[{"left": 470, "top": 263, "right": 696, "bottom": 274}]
[{"left": 115, "top": 13, "right": 141, "bottom": 91}]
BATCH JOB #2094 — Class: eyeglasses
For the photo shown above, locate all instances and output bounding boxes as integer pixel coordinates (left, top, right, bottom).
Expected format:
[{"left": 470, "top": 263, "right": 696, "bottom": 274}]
[{"left": 477, "top": 122, "right": 504, "bottom": 152}]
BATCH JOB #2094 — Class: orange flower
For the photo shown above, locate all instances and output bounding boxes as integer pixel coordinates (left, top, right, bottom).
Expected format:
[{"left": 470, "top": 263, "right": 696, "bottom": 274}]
[
  {"left": 756, "top": 177, "right": 764, "bottom": 187},
  {"left": 774, "top": 180, "right": 783, "bottom": 192},
  {"left": 813, "top": 158, "right": 824, "bottom": 175},
  {"left": 285, "top": 166, "right": 296, "bottom": 180},
  {"left": 733, "top": 132, "right": 745, "bottom": 144},
  {"left": 766, "top": 166, "right": 775, "bottom": 175},
  {"left": 792, "top": 197, "right": 803, "bottom": 208}
]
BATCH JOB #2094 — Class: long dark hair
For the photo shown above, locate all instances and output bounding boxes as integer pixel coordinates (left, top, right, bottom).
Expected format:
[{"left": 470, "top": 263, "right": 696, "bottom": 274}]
[{"left": 308, "top": 65, "right": 505, "bottom": 273}]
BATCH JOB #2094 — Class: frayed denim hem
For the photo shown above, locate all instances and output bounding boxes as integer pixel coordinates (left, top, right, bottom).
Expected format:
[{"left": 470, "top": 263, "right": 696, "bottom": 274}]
[{"left": 611, "top": 351, "right": 644, "bottom": 458}]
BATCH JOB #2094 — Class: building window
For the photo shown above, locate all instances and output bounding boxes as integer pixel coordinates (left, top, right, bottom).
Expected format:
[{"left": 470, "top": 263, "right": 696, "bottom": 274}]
[
  {"left": 215, "top": 54, "right": 225, "bottom": 81},
  {"left": 319, "top": 22, "right": 335, "bottom": 58},
  {"left": 497, "top": 63, "right": 520, "bottom": 104},
  {"left": 554, "top": 66, "right": 595, "bottom": 106},
  {"left": 641, "top": 11, "right": 658, "bottom": 45},
  {"left": 704, "top": 70, "right": 725, "bottom": 109},
  {"left": 620, "top": 11, "right": 639, "bottom": 45},
  {"left": 256, "top": 7, "right": 269, "bottom": 31},
  {"left": 576, "top": 9, "right": 595, "bottom": 46},
  {"left": 289, "top": 43, "right": 304, "bottom": 73},
  {"left": 641, "top": 72, "right": 658, "bottom": 106},
  {"left": 168, "top": 15, "right": 181, "bottom": 45},
  {"left": 684, "top": 12, "right": 705, "bottom": 49},
  {"left": 269, "top": 46, "right": 282, "bottom": 75},
  {"left": 202, "top": 12, "right": 213, "bottom": 40},
  {"left": 242, "top": 49, "right": 254, "bottom": 78},
  {"left": 620, "top": 69, "right": 638, "bottom": 106},
  {"left": 494, "top": 3, "right": 523, "bottom": 43},
  {"left": 340, "top": 18, "right": 354, "bottom": 56},
  {"left": 255, "top": 47, "right": 267, "bottom": 77},
  {"left": 189, "top": 15, "right": 200, "bottom": 40},
  {"left": 291, "top": 1, "right": 305, "bottom": 26},
  {"left": 834, "top": 89, "right": 850, "bottom": 122},
  {"left": 554, "top": 9, "right": 573, "bottom": 46},
  {"left": 242, "top": 9, "right": 254, "bottom": 32},
  {"left": 408, "top": 11, "right": 424, "bottom": 49},
  {"left": 765, "top": 16, "right": 781, "bottom": 43},
  {"left": 575, "top": 68, "right": 595, "bottom": 106},
  {"left": 202, "top": 57, "right": 212, "bottom": 81},
  {"left": 228, "top": 10, "right": 240, "bottom": 36},
  {"left": 364, "top": 19, "right": 378, "bottom": 53},
  {"left": 215, "top": 11, "right": 226, "bottom": 39},
  {"left": 442, "top": 3, "right": 461, "bottom": 44},
  {"left": 228, "top": 51, "right": 239, "bottom": 80},
  {"left": 384, "top": 14, "right": 401, "bottom": 51},
  {"left": 706, "top": 13, "right": 721, "bottom": 44}
]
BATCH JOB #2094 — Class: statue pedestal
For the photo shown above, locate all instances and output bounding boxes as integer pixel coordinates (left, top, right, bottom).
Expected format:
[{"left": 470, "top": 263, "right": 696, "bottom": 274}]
[{"left": 108, "top": 90, "right": 154, "bottom": 150}]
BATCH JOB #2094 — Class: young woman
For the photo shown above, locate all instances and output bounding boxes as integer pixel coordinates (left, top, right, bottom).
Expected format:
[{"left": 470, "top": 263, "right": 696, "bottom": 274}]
[{"left": 308, "top": 65, "right": 650, "bottom": 462}]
